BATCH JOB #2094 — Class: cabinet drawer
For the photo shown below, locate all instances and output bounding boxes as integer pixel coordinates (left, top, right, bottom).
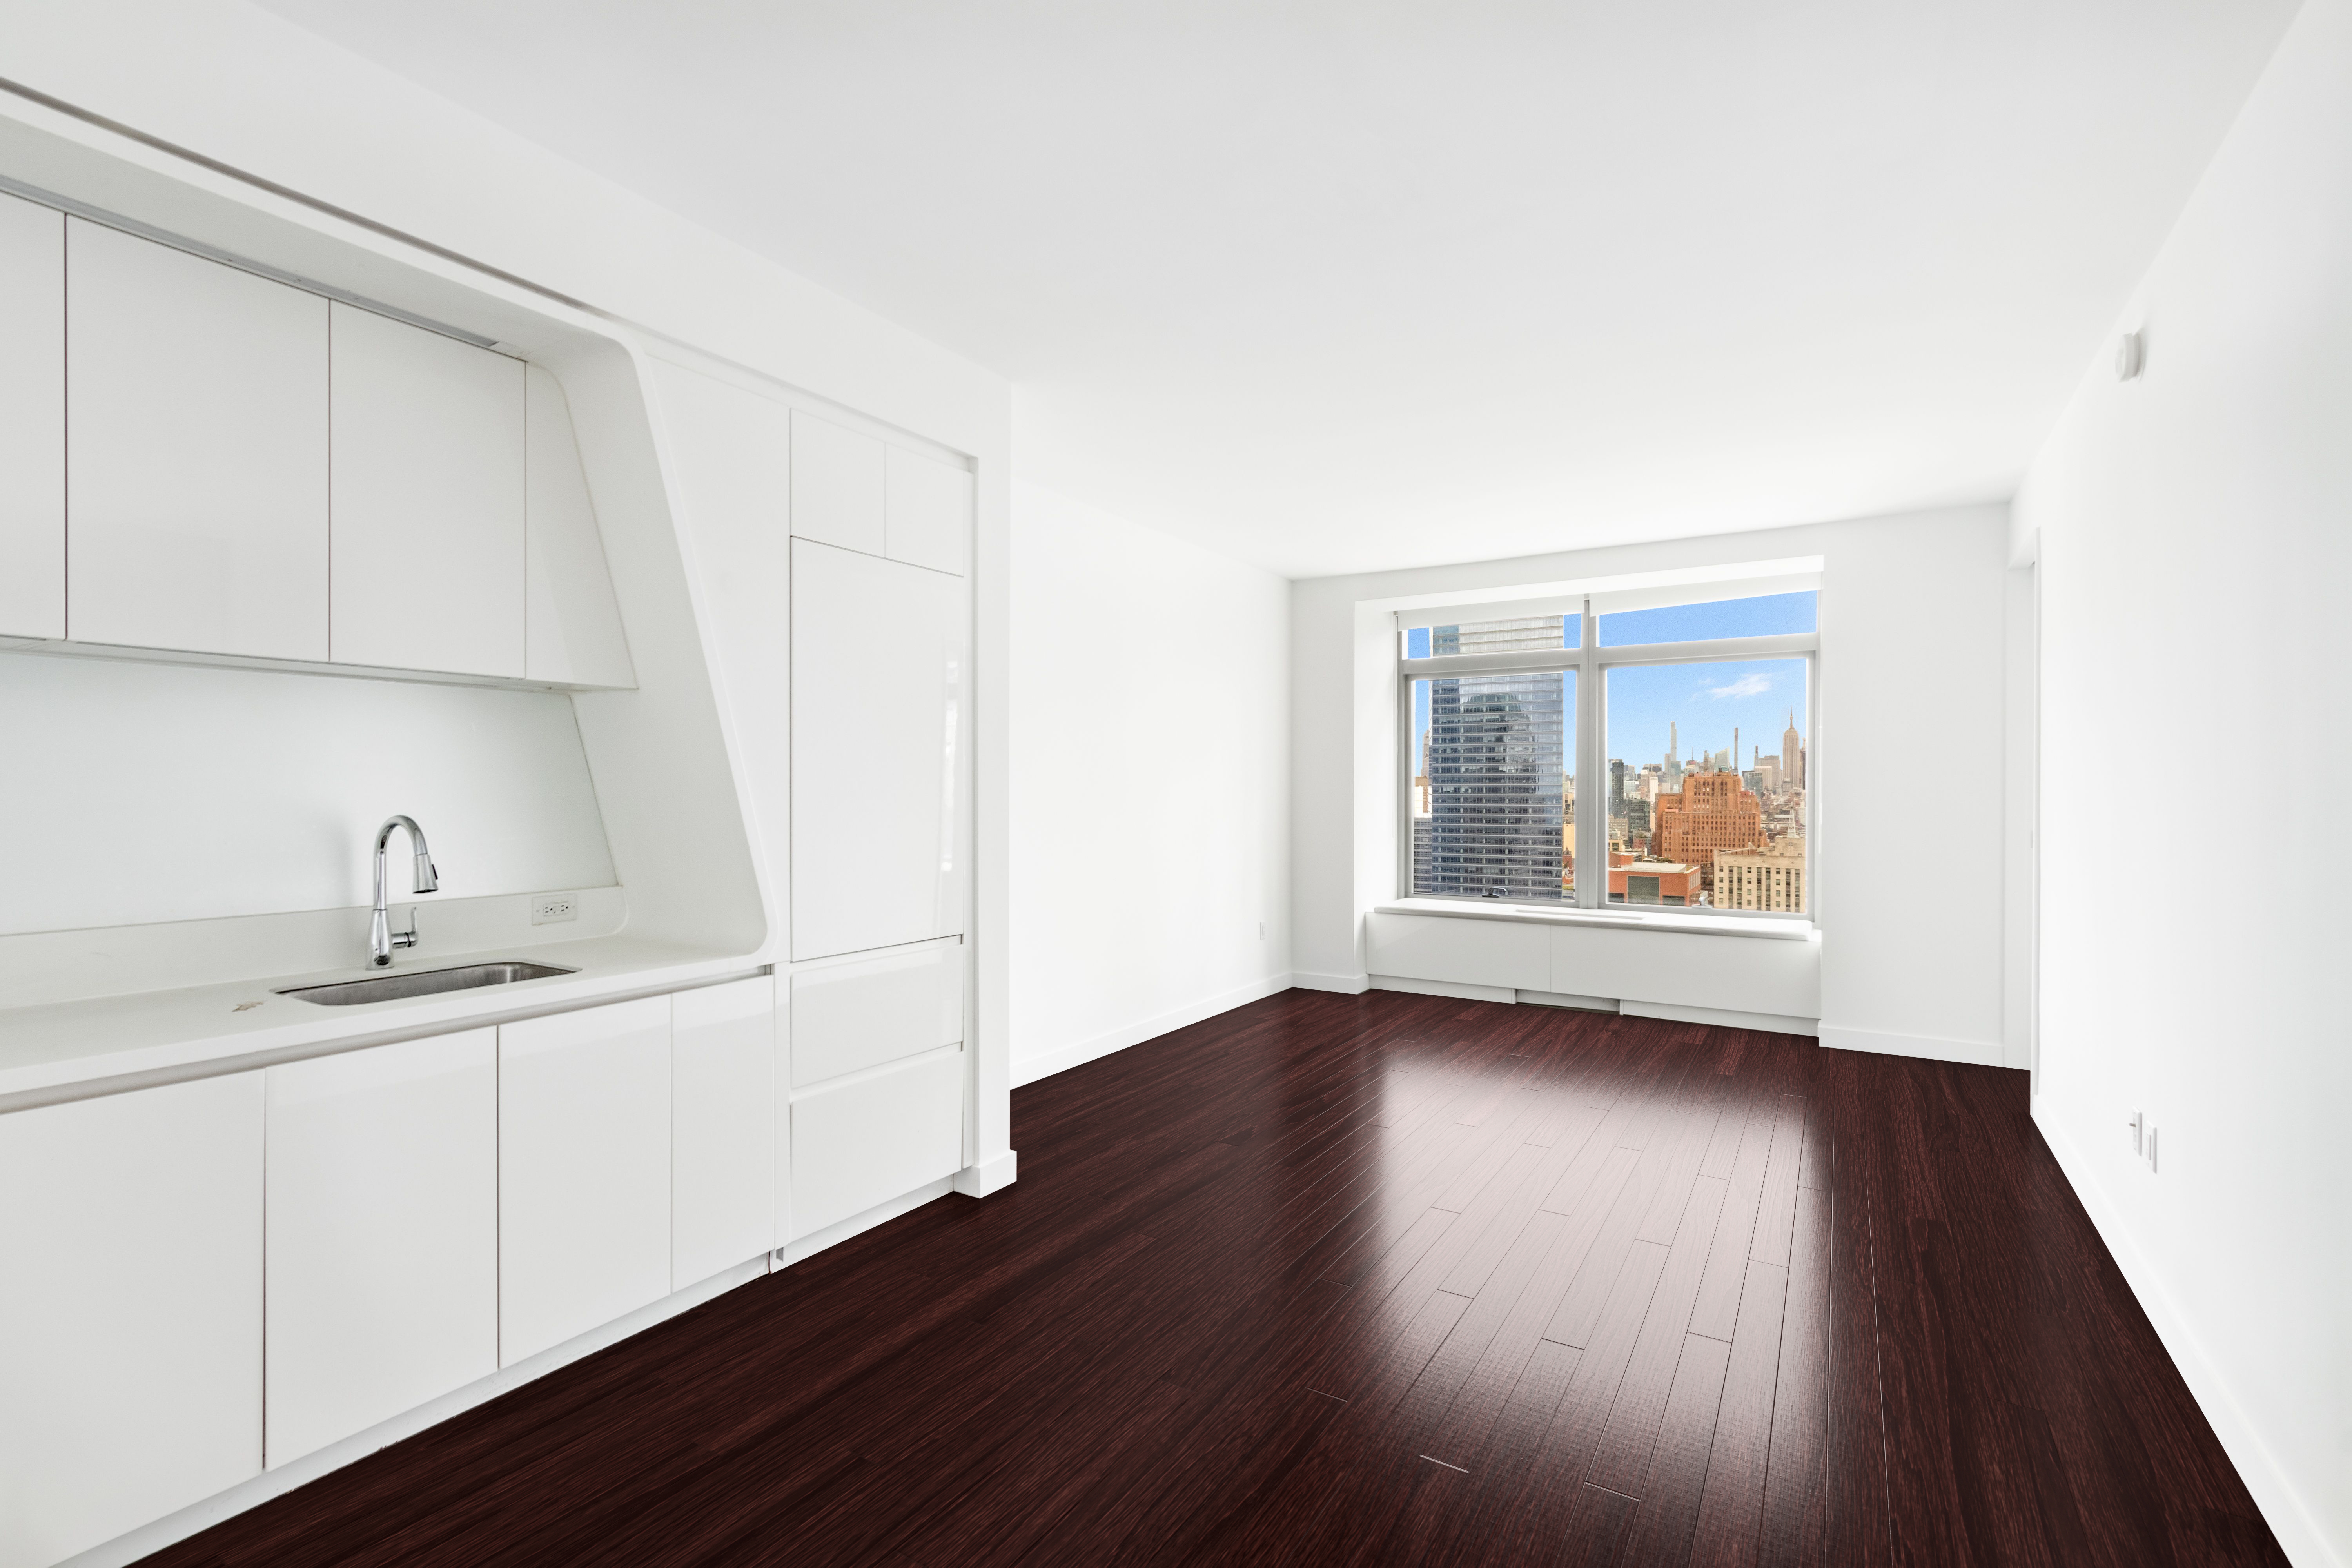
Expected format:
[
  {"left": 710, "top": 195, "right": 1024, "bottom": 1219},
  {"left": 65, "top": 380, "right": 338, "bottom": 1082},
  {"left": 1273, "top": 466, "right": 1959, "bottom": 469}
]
[
  {"left": 789, "top": 1047, "right": 962, "bottom": 1239},
  {"left": 790, "top": 942, "right": 962, "bottom": 1089}
]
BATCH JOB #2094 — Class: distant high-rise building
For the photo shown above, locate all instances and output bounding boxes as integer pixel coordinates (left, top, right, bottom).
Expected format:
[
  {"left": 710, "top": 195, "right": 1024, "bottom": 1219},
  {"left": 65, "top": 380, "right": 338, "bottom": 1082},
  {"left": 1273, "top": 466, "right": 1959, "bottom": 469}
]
[
  {"left": 1413, "top": 814, "right": 1433, "bottom": 891},
  {"left": 1755, "top": 755, "right": 1782, "bottom": 793},
  {"left": 1715, "top": 839, "right": 1806, "bottom": 912},
  {"left": 1653, "top": 772, "right": 1765, "bottom": 892},
  {"left": 1426, "top": 617, "right": 1564, "bottom": 899},
  {"left": 1782, "top": 710, "right": 1802, "bottom": 787}
]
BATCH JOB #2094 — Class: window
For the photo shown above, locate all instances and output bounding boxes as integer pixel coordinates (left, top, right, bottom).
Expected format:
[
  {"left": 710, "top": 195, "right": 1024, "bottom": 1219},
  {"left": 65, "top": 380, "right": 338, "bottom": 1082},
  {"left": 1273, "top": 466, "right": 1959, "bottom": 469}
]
[{"left": 1402, "top": 587, "right": 1815, "bottom": 918}]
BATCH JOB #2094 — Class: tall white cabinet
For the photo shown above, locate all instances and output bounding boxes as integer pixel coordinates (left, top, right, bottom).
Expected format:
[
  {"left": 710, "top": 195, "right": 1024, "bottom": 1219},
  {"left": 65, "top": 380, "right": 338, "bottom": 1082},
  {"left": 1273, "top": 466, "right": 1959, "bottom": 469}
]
[
  {"left": 263, "top": 1030, "right": 498, "bottom": 1469},
  {"left": 0, "top": 190, "right": 64, "bottom": 639},
  {"left": 0, "top": 1074, "right": 264, "bottom": 1568},
  {"left": 64, "top": 218, "right": 330, "bottom": 661}
]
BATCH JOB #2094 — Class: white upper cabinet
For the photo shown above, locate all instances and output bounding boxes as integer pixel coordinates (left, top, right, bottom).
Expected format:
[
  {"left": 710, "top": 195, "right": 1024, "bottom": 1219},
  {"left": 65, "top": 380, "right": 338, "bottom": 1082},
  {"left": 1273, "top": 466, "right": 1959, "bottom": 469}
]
[
  {"left": 789, "top": 410, "right": 886, "bottom": 555},
  {"left": 0, "top": 192, "right": 63, "bottom": 640},
  {"left": 330, "top": 303, "right": 526, "bottom": 678},
  {"left": 791, "top": 539, "right": 968, "bottom": 961},
  {"left": 524, "top": 364, "right": 634, "bottom": 688},
  {"left": 65, "top": 218, "right": 329, "bottom": 660},
  {"left": 884, "top": 446, "right": 971, "bottom": 577}
]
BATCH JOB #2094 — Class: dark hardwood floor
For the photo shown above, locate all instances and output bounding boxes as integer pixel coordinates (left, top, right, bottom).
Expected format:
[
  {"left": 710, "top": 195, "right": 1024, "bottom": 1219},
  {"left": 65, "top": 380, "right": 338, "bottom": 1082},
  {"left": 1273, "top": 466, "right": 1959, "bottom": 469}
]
[{"left": 141, "top": 989, "right": 2283, "bottom": 1566}]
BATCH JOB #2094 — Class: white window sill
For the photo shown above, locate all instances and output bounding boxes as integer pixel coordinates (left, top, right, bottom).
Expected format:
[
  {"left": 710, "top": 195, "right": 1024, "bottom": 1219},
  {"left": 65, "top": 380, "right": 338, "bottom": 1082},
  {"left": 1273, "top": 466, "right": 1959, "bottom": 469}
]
[{"left": 1374, "top": 898, "right": 1818, "bottom": 942}]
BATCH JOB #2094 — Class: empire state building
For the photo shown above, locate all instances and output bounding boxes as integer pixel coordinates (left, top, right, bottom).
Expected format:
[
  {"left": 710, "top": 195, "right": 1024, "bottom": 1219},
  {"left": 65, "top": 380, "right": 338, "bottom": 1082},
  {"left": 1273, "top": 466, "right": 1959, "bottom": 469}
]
[{"left": 1782, "top": 710, "right": 1803, "bottom": 787}]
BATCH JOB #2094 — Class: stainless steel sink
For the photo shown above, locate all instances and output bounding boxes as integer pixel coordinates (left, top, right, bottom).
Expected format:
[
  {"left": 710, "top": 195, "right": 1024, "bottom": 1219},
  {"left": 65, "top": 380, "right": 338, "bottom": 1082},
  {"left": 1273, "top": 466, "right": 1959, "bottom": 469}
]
[{"left": 279, "top": 961, "right": 578, "bottom": 1007}]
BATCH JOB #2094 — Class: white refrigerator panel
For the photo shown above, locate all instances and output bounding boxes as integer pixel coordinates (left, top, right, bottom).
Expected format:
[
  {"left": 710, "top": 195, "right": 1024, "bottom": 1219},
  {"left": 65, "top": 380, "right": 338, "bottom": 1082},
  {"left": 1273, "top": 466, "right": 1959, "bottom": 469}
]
[
  {"left": 790, "top": 539, "right": 967, "bottom": 961},
  {"left": 882, "top": 445, "right": 970, "bottom": 577}
]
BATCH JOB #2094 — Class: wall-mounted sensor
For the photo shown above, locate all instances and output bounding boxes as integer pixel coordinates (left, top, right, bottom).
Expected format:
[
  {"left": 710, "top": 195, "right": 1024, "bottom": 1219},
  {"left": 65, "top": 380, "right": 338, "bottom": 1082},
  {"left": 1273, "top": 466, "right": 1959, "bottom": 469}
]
[{"left": 2116, "top": 329, "right": 2146, "bottom": 381}]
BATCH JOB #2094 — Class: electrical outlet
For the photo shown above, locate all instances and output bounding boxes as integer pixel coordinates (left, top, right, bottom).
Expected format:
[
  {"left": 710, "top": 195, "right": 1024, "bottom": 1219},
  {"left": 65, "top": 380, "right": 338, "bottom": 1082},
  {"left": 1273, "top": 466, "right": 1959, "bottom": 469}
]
[{"left": 531, "top": 893, "right": 579, "bottom": 926}]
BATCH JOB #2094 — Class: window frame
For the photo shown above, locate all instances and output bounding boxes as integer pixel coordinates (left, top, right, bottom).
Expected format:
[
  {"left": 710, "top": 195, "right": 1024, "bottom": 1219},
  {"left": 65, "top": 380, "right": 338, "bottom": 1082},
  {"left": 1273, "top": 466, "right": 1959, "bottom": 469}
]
[{"left": 1398, "top": 594, "right": 1819, "bottom": 923}]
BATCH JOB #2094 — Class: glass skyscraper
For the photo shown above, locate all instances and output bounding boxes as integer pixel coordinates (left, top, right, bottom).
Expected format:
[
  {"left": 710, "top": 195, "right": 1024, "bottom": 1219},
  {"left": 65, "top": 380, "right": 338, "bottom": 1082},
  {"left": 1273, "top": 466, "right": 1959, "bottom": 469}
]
[{"left": 1424, "top": 617, "right": 1565, "bottom": 900}]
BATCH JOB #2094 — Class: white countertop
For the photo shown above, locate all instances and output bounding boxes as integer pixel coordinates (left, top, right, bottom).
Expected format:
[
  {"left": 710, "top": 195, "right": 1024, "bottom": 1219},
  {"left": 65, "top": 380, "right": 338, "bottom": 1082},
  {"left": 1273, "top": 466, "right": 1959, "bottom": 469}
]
[{"left": 0, "top": 934, "right": 763, "bottom": 1109}]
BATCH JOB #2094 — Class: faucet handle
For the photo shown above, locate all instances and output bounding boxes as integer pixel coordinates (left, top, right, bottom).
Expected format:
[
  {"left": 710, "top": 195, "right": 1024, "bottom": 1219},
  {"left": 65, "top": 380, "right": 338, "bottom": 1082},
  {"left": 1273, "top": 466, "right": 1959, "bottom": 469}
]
[{"left": 391, "top": 910, "right": 421, "bottom": 950}]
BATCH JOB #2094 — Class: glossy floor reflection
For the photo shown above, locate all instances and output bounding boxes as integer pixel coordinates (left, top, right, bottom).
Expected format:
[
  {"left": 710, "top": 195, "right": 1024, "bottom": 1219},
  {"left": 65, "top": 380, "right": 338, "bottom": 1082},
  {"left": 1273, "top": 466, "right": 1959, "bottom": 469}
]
[{"left": 142, "top": 989, "right": 2285, "bottom": 1566}]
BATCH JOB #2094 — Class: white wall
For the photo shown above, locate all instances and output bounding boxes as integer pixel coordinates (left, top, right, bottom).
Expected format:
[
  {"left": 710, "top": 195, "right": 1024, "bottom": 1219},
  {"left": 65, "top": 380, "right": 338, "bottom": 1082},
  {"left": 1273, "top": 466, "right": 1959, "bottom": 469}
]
[
  {"left": 1007, "top": 481, "right": 1290, "bottom": 1086},
  {"left": 1290, "top": 504, "right": 2016, "bottom": 1065},
  {"left": 0, "top": 653, "right": 612, "bottom": 935},
  {"left": 2015, "top": 3, "right": 2352, "bottom": 1561}
]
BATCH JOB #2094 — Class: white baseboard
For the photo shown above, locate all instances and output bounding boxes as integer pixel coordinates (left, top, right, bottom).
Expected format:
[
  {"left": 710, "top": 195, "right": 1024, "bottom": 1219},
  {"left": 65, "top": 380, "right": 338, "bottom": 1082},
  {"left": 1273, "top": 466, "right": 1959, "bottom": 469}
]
[
  {"left": 64, "top": 1253, "right": 774, "bottom": 1568},
  {"left": 954, "top": 1149, "right": 1018, "bottom": 1198},
  {"left": 773, "top": 1174, "right": 956, "bottom": 1269},
  {"left": 1518, "top": 990, "right": 1619, "bottom": 1012},
  {"left": 1624, "top": 999, "right": 1817, "bottom": 1036},
  {"left": 1009, "top": 973, "right": 1292, "bottom": 1089},
  {"left": 1291, "top": 969, "right": 1371, "bottom": 995},
  {"left": 2036, "top": 1111, "right": 2342, "bottom": 1568},
  {"left": 1370, "top": 974, "right": 1515, "bottom": 1003},
  {"left": 1818, "top": 1023, "right": 2002, "bottom": 1067}
]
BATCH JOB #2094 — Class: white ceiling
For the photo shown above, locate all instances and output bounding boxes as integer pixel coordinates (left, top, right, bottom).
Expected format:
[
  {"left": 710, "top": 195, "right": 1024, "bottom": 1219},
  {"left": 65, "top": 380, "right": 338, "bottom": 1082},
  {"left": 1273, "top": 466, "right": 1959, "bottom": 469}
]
[{"left": 256, "top": 0, "right": 2296, "bottom": 578}]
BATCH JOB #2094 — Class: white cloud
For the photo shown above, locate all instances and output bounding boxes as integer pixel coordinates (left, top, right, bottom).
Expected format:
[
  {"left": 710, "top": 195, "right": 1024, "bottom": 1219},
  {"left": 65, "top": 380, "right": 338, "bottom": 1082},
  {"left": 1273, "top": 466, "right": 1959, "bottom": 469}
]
[{"left": 1708, "top": 671, "right": 1774, "bottom": 699}]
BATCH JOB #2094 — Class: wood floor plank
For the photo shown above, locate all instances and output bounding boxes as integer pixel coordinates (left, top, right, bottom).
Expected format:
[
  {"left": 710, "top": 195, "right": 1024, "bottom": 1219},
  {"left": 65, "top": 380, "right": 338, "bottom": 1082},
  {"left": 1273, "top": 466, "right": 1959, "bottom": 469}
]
[
  {"left": 1617, "top": 1332, "right": 1735, "bottom": 1568},
  {"left": 1687, "top": 1259, "right": 1793, "bottom": 1566}
]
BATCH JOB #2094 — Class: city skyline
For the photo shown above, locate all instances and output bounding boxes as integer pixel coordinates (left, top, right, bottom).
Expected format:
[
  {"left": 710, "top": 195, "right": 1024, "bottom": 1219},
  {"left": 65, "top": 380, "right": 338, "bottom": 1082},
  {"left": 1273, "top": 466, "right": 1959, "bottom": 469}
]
[{"left": 1407, "top": 591, "right": 1812, "bottom": 912}]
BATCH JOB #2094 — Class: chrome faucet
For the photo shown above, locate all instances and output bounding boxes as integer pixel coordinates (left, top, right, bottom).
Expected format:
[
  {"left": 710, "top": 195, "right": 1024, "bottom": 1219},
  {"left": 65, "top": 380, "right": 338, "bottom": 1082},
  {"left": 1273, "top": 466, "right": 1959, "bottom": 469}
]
[{"left": 370, "top": 816, "right": 440, "bottom": 967}]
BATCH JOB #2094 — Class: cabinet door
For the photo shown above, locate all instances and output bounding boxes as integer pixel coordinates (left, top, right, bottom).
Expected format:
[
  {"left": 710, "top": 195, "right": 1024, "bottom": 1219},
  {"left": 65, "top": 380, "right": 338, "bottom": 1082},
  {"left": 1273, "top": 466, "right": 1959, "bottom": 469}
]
[
  {"left": 883, "top": 446, "right": 970, "bottom": 577},
  {"left": 65, "top": 217, "right": 329, "bottom": 660},
  {"left": 790, "top": 942, "right": 962, "bottom": 1089},
  {"left": 790, "top": 539, "right": 967, "bottom": 961},
  {"left": 499, "top": 996, "right": 671, "bottom": 1365},
  {"left": 790, "top": 1047, "right": 963, "bottom": 1239},
  {"left": 789, "top": 410, "right": 884, "bottom": 555},
  {"left": 524, "top": 363, "right": 634, "bottom": 688},
  {"left": 330, "top": 302, "right": 526, "bottom": 677},
  {"left": 0, "top": 191, "right": 63, "bottom": 639},
  {"left": 672, "top": 977, "right": 777, "bottom": 1287},
  {"left": 265, "top": 1031, "right": 497, "bottom": 1468},
  {"left": 0, "top": 1073, "right": 263, "bottom": 1568}
]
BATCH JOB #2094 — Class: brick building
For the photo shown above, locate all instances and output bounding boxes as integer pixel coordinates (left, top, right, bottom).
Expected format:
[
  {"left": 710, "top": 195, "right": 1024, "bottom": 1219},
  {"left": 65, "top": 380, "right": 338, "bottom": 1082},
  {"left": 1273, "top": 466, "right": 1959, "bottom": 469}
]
[{"left": 1651, "top": 770, "right": 1764, "bottom": 890}]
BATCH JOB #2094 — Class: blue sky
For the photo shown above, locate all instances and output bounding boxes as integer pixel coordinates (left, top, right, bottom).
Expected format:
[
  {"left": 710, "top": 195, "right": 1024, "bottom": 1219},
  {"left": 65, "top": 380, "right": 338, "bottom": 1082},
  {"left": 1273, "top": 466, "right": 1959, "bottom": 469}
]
[{"left": 1409, "top": 591, "right": 1813, "bottom": 786}]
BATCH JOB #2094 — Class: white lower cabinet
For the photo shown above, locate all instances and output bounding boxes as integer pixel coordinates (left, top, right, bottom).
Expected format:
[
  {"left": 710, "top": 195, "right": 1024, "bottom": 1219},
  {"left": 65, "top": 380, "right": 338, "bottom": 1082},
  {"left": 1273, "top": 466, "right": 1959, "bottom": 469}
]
[
  {"left": 264, "top": 1030, "right": 497, "bottom": 1469},
  {"left": 790, "top": 1047, "right": 964, "bottom": 1239},
  {"left": 499, "top": 996, "right": 672, "bottom": 1366},
  {"left": 671, "top": 976, "right": 777, "bottom": 1288},
  {"left": 0, "top": 1074, "right": 263, "bottom": 1568}
]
